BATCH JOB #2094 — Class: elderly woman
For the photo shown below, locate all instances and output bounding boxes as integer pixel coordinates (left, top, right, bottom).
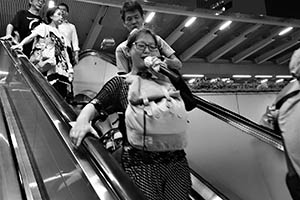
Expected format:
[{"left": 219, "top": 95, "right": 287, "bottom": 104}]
[
  {"left": 12, "top": 6, "right": 73, "bottom": 99},
  {"left": 70, "top": 28, "right": 191, "bottom": 200}
]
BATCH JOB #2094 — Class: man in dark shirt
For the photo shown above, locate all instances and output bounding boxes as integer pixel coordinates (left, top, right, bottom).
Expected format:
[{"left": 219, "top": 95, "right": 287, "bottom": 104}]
[{"left": 1, "top": 0, "right": 45, "bottom": 57}]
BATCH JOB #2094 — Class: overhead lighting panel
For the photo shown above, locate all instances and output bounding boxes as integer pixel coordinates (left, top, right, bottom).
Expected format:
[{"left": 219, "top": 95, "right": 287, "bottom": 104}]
[
  {"left": 278, "top": 27, "right": 293, "bottom": 36},
  {"left": 254, "top": 75, "right": 272, "bottom": 78},
  {"left": 232, "top": 75, "right": 251, "bottom": 78},
  {"left": 219, "top": 20, "right": 232, "bottom": 31},
  {"left": 276, "top": 75, "right": 292, "bottom": 78},
  {"left": 182, "top": 74, "right": 204, "bottom": 78},
  {"left": 145, "top": 12, "right": 156, "bottom": 23},
  {"left": 184, "top": 17, "right": 197, "bottom": 27}
]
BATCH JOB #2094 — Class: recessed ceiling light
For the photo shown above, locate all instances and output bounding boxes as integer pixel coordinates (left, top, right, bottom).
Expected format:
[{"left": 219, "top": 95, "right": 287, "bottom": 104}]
[{"left": 232, "top": 75, "right": 251, "bottom": 78}]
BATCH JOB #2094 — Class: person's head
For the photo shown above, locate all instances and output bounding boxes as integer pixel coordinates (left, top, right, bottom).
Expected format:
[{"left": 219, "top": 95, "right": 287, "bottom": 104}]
[
  {"left": 58, "top": 3, "right": 69, "bottom": 19},
  {"left": 126, "top": 28, "right": 160, "bottom": 72},
  {"left": 46, "top": 7, "right": 63, "bottom": 25},
  {"left": 29, "top": 0, "right": 45, "bottom": 11},
  {"left": 289, "top": 48, "right": 300, "bottom": 80},
  {"left": 120, "top": 0, "right": 144, "bottom": 32}
]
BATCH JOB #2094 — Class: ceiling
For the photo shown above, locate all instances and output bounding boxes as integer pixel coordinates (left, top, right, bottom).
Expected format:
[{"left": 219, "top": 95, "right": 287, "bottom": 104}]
[{"left": 2, "top": 0, "right": 300, "bottom": 79}]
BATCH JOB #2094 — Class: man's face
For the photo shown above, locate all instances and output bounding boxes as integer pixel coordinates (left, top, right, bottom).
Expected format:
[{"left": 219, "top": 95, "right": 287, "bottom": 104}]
[
  {"left": 123, "top": 10, "right": 144, "bottom": 32},
  {"left": 30, "top": 0, "right": 45, "bottom": 11},
  {"left": 58, "top": 5, "right": 68, "bottom": 19}
]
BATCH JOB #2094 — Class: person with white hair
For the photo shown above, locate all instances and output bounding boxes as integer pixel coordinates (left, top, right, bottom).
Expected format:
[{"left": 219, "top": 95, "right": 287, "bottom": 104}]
[{"left": 269, "top": 48, "right": 300, "bottom": 199}]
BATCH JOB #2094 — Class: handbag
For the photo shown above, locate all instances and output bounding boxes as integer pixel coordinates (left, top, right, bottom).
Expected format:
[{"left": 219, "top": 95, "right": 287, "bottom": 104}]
[
  {"left": 125, "top": 74, "right": 188, "bottom": 151},
  {"left": 30, "top": 35, "right": 56, "bottom": 72}
]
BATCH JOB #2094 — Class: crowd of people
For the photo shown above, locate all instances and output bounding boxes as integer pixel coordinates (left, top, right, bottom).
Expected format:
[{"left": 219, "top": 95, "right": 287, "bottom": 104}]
[
  {"left": 1, "top": 0, "right": 79, "bottom": 101},
  {"left": 2, "top": 0, "right": 300, "bottom": 199}
]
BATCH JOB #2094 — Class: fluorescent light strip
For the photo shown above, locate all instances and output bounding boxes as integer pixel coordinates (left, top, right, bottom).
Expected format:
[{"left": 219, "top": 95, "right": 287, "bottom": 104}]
[
  {"left": 182, "top": 74, "right": 204, "bottom": 78},
  {"left": 276, "top": 79, "right": 284, "bottom": 83},
  {"left": 219, "top": 20, "right": 232, "bottom": 31},
  {"left": 254, "top": 75, "right": 272, "bottom": 78},
  {"left": 232, "top": 75, "right": 251, "bottom": 78},
  {"left": 276, "top": 75, "right": 292, "bottom": 78},
  {"left": 184, "top": 17, "right": 197, "bottom": 27},
  {"left": 0, "top": 71, "right": 8, "bottom": 75},
  {"left": 278, "top": 27, "right": 293, "bottom": 36},
  {"left": 145, "top": 12, "right": 156, "bottom": 23}
]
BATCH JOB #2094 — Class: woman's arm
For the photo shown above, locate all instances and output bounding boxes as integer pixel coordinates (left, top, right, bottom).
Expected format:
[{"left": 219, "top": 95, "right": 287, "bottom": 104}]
[
  {"left": 70, "top": 76, "right": 124, "bottom": 147},
  {"left": 11, "top": 32, "right": 38, "bottom": 50},
  {"left": 69, "top": 103, "right": 99, "bottom": 147}
]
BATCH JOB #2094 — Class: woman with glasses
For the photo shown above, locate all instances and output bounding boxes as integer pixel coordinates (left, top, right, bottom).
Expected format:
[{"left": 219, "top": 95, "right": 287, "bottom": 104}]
[
  {"left": 70, "top": 28, "right": 191, "bottom": 200},
  {"left": 115, "top": 0, "right": 182, "bottom": 75}
]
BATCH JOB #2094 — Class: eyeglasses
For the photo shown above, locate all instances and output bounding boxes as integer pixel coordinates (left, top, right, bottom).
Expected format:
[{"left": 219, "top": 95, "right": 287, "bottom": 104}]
[{"left": 133, "top": 42, "right": 158, "bottom": 52}]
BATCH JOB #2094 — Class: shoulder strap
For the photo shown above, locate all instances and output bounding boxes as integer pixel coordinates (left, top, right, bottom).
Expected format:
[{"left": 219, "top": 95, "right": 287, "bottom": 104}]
[
  {"left": 273, "top": 90, "right": 300, "bottom": 134},
  {"left": 275, "top": 90, "right": 300, "bottom": 109}
]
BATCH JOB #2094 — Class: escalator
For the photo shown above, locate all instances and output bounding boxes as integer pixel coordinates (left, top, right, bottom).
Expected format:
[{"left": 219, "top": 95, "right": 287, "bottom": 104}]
[
  {"left": 0, "top": 40, "right": 227, "bottom": 199},
  {"left": 74, "top": 49, "right": 290, "bottom": 199},
  {"left": 0, "top": 40, "right": 291, "bottom": 200},
  {"left": 0, "top": 40, "right": 147, "bottom": 200}
]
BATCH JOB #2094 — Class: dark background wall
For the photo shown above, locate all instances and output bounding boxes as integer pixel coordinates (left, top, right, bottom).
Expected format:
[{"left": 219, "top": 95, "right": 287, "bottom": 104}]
[{"left": 265, "top": 0, "right": 299, "bottom": 19}]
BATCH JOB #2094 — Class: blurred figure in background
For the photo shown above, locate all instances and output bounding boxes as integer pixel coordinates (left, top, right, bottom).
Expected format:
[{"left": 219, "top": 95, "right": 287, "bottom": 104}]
[
  {"left": 260, "top": 48, "right": 300, "bottom": 199},
  {"left": 11, "top": 7, "right": 73, "bottom": 100},
  {"left": 58, "top": 2, "right": 80, "bottom": 66},
  {"left": 1, "top": 0, "right": 45, "bottom": 57},
  {"left": 58, "top": 2, "right": 80, "bottom": 102}
]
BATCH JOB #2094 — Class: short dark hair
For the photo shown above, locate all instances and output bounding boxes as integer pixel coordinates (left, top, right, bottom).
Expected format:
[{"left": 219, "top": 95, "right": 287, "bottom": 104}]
[
  {"left": 127, "top": 28, "right": 157, "bottom": 49},
  {"left": 58, "top": 2, "right": 69, "bottom": 12},
  {"left": 46, "top": 7, "right": 60, "bottom": 24},
  {"left": 120, "top": 0, "right": 144, "bottom": 22}
]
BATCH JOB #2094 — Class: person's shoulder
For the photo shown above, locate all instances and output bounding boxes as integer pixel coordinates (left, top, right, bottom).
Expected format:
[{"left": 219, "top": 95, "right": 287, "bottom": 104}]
[
  {"left": 111, "top": 75, "right": 126, "bottom": 82},
  {"left": 63, "top": 21, "right": 75, "bottom": 27},
  {"left": 155, "top": 34, "right": 163, "bottom": 40},
  {"left": 36, "top": 22, "right": 47, "bottom": 28},
  {"left": 119, "top": 40, "right": 128, "bottom": 47},
  {"left": 68, "top": 22, "right": 76, "bottom": 27},
  {"left": 116, "top": 40, "right": 127, "bottom": 51},
  {"left": 155, "top": 35, "right": 168, "bottom": 46},
  {"left": 15, "top": 10, "right": 27, "bottom": 16}
]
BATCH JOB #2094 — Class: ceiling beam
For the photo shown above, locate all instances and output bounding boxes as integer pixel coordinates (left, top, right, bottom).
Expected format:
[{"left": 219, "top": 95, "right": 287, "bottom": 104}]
[
  {"left": 231, "top": 28, "right": 283, "bottom": 63},
  {"left": 276, "top": 52, "right": 293, "bottom": 65},
  {"left": 75, "top": 0, "right": 300, "bottom": 28},
  {"left": 179, "top": 22, "right": 222, "bottom": 61},
  {"left": 255, "top": 32, "right": 300, "bottom": 64},
  {"left": 165, "top": 18, "right": 191, "bottom": 45},
  {"left": 206, "top": 24, "right": 261, "bottom": 63},
  {"left": 82, "top": 6, "right": 108, "bottom": 50}
]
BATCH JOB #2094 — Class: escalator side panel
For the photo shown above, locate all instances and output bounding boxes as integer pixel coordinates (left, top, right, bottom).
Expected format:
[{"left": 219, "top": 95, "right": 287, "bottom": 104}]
[
  {"left": 0, "top": 99, "right": 23, "bottom": 200},
  {"left": 198, "top": 92, "right": 277, "bottom": 124},
  {"left": 6, "top": 86, "right": 102, "bottom": 200},
  {"left": 186, "top": 107, "right": 292, "bottom": 200}
]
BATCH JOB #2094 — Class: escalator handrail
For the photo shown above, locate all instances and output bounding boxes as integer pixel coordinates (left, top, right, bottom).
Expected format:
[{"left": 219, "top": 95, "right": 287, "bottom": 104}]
[
  {"left": 192, "top": 94, "right": 284, "bottom": 151},
  {"left": 1, "top": 40, "right": 147, "bottom": 200},
  {"left": 76, "top": 48, "right": 283, "bottom": 151}
]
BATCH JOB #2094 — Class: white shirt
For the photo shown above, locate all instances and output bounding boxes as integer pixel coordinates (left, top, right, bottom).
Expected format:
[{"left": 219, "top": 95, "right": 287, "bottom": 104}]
[{"left": 58, "top": 21, "right": 80, "bottom": 51}]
